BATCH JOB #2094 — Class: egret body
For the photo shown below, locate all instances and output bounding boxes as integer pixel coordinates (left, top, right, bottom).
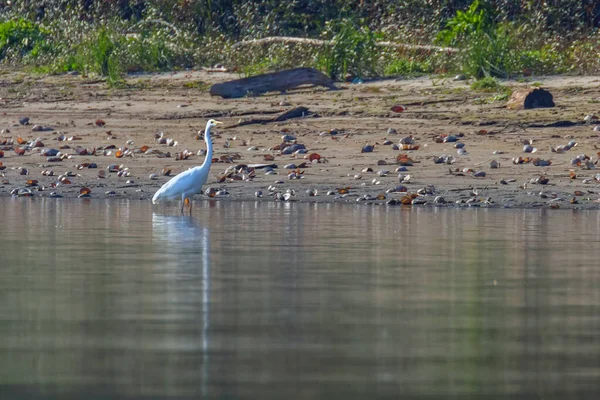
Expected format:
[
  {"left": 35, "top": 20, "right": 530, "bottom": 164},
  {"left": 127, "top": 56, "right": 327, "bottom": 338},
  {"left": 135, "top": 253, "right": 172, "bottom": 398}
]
[{"left": 152, "top": 119, "right": 222, "bottom": 213}]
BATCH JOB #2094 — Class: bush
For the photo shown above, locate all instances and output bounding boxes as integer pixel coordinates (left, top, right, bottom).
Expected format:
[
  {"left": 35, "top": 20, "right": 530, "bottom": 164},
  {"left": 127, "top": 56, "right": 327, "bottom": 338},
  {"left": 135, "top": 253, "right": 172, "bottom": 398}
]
[
  {"left": 1, "top": 1, "right": 599, "bottom": 80},
  {"left": 0, "top": 19, "right": 46, "bottom": 60},
  {"left": 316, "top": 19, "right": 379, "bottom": 80}
]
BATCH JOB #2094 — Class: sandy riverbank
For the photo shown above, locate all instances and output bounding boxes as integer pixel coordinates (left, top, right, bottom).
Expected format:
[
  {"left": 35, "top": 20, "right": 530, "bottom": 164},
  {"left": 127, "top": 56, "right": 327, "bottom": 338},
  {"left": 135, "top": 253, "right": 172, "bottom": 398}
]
[{"left": 2, "top": 70, "right": 600, "bottom": 209}]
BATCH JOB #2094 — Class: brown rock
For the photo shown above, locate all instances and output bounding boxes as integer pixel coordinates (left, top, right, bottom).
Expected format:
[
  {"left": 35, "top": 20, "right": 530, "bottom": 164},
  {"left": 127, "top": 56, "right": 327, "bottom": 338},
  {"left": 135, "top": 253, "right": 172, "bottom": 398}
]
[{"left": 507, "top": 88, "right": 555, "bottom": 110}]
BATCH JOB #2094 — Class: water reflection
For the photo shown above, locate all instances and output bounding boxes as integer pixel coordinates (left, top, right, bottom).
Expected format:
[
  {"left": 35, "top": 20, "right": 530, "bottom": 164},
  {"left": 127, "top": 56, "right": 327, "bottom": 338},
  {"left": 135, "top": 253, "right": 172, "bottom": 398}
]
[
  {"left": 1, "top": 200, "right": 600, "bottom": 399},
  {"left": 151, "top": 212, "right": 211, "bottom": 398}
]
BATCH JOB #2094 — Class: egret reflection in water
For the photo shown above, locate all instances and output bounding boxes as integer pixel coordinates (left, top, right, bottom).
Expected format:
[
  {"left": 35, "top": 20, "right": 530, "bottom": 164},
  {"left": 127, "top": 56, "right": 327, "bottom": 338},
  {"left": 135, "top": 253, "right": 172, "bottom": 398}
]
[{"left": 152, "top": 212, "right": 211, "bottom": 398}]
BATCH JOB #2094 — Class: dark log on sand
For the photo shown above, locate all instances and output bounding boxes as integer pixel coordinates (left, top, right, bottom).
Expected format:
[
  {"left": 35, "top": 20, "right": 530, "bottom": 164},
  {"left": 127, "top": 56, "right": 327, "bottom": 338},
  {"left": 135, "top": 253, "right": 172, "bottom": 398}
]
[
  {"left": 209, "top": 68, "right": 337, "bottom": 99},
  {"left": 229, "top": 106, "right": 310, "bottom": 127},
  {"left": 507, "top": 88, "right": 555, "bottom": 110}
]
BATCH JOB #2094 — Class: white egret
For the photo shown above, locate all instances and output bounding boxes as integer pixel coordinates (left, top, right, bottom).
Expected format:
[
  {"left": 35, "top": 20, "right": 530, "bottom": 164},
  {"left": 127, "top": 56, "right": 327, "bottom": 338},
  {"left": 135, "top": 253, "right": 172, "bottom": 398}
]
[{"left": 152, "top": 119, "right": 222, "bottom": 213}]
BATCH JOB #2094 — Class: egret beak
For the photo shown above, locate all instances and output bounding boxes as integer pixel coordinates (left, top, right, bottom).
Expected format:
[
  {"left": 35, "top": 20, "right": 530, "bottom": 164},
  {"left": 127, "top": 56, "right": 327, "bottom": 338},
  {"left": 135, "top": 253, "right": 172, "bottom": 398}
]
[{"left": 213, "top": 120, "right": 223, "bottom": 125}]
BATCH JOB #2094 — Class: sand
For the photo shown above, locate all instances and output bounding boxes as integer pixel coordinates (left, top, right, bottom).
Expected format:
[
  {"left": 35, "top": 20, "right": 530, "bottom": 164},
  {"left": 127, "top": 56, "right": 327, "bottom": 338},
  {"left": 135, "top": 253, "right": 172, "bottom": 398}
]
[{"left": 2, "top": 70, "right": 600, "bottom": 209}]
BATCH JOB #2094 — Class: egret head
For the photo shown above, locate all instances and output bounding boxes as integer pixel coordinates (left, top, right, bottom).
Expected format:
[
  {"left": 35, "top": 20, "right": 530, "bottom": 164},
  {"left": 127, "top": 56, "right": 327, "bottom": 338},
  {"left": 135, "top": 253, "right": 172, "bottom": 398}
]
[{"left": 207, "top": 119, "right": 223, "bottom": 128}]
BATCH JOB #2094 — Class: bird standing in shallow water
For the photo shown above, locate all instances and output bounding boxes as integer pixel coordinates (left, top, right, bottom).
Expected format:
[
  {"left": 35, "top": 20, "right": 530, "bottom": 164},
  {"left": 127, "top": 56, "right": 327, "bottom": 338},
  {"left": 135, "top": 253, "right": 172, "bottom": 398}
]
[{"left": 152, "top": 119, "right": 222, "bottom": 214}]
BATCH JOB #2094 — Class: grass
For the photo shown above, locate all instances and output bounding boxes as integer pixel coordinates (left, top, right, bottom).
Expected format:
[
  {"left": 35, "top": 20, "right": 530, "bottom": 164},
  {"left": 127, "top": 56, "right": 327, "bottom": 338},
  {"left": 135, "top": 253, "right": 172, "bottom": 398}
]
[
  {"left": 0, "top": 4, "right": 598, "bottom": 86},
  {"left": 384, "top": 58, "right": 432, "bottom": 77},
  {"left": 183, "top": 80, "right": 209, "bottom": 90},
  {"left": 470, "top": 77, "right": 511, "bottom": 94}
]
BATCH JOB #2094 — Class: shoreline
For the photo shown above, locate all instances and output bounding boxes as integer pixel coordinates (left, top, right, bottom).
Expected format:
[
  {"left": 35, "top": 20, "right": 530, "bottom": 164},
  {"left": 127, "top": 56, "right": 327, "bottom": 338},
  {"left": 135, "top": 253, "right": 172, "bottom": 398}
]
[{"left": 2, "top": 71, "right": 600, "bottom": 211}]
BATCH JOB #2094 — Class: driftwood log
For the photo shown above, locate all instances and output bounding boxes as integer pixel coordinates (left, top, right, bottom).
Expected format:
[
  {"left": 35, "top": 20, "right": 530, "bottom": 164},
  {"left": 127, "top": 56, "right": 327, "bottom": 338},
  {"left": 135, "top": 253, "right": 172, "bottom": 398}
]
[
  {"left": 229, "top": 106, "right": 310, "bottom": 127},
  {"left": 507, "top": 88, "right": 555, "bottom": 110},
  {"left": 230, "top": 36, "right": 458, "bottom": 53},
  {"left": 209, "top": 68, "right": 337, "bottom": 99}
]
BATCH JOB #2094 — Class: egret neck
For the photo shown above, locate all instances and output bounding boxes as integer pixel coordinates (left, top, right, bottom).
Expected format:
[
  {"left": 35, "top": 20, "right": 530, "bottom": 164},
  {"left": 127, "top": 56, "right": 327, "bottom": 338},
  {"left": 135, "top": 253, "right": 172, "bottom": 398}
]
[{"left": 200, "top": 123, "right": 214, "bottom": 168}]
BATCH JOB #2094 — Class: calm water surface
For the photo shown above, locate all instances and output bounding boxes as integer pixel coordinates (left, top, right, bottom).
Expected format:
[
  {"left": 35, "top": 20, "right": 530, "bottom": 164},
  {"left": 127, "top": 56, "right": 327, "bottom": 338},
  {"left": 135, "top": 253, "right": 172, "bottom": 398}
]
[{"left": 1, "top": 198, "right": 600, "bottom": 399}]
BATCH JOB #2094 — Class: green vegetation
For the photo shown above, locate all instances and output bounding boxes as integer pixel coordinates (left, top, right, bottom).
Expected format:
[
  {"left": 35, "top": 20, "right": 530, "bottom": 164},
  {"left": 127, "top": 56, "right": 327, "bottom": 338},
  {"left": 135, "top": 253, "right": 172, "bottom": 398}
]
[
  {"left": 0, "top": 1, "right": 599, "bottom": 86},
  {"left": 0, "top": 19, "right": 47, "bottom": 60},
  {"left": 470, "top": 77, "right": 509, "bottom": 93},
  {"left": 316, "top": 19, "right": 379, "bottom": 80},
  {"left": 384, "top": 58, "right": 433, "bottom": 77}
]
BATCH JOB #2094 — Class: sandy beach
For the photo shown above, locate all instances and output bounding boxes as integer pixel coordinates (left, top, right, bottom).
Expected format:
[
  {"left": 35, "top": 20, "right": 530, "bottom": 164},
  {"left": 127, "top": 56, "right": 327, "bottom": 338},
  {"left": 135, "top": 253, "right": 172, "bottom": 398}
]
[{"left": 2, "top": 70, "right": 600, "bottom": 209}]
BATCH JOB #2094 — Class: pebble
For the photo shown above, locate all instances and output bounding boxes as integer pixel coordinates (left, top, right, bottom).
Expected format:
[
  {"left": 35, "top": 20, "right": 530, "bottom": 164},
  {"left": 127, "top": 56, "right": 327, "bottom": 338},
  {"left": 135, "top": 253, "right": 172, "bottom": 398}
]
[
  {"left": 399, "top": 136, "right": 415, "bottom": 145},
  {"left": 387, "top": 128, "right": 397, "bottom": 135},
  {"left": 13, "top": 188, "right": 34, "bottom": 197},
  {"left": 433, "top": 155, "right": 455, "bottom": 164},
  {"left": 489, "top": 160, "right": 500, "bottom": 169},
  {"left": 19, "top": 117, "right": 30, "bottom": 125},
  {"left": 361, "top": 145, "right": 374, "bottom": 153},
  {"left": 41, "top": 148, "right": 59, "bottom": 157},
  {"left": 255, "top": 190, "right": 263, "bottom": 198},
  {"left": 149, "top": 174, "right": 159, "bottom": 180},
  {"left": 473, "top": 171, "right": 487, "bottom": 177},
  {"left": 453, "top": 74, "right": 467, "bottom": 81}
]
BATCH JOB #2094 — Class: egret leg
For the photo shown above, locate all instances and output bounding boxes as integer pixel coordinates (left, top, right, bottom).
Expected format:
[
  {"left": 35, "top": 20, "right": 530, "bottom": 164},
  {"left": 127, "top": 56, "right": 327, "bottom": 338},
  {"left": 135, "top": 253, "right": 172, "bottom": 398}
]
[
  {"left": 185, "top": 197, "right": 192, "bottom": 216},
  {"left": 180, "top": 193, "right": 185, "bottom": 214}
]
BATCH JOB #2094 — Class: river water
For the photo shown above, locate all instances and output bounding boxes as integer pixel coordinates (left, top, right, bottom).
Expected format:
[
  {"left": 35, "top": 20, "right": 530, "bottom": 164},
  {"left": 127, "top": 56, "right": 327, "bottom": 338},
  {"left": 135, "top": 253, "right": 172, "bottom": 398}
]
[{"left": 1, "top": 198, "right": 599, "bottom": 399}]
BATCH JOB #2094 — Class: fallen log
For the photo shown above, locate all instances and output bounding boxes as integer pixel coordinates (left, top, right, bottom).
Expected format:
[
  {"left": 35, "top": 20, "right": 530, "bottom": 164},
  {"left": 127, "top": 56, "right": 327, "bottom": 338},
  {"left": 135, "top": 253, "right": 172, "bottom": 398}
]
[
  {"left": 230, "top": 36, "right": 458, "bottom": 53},
  {"left": 229, "top": 106, "right": 310, "bottom": 127},
  {"left": 209, "top": 68, "right": 337, "bottom": 99},
  {"left": 507, "top": 88, "right": 555, "bottom": 110}
]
